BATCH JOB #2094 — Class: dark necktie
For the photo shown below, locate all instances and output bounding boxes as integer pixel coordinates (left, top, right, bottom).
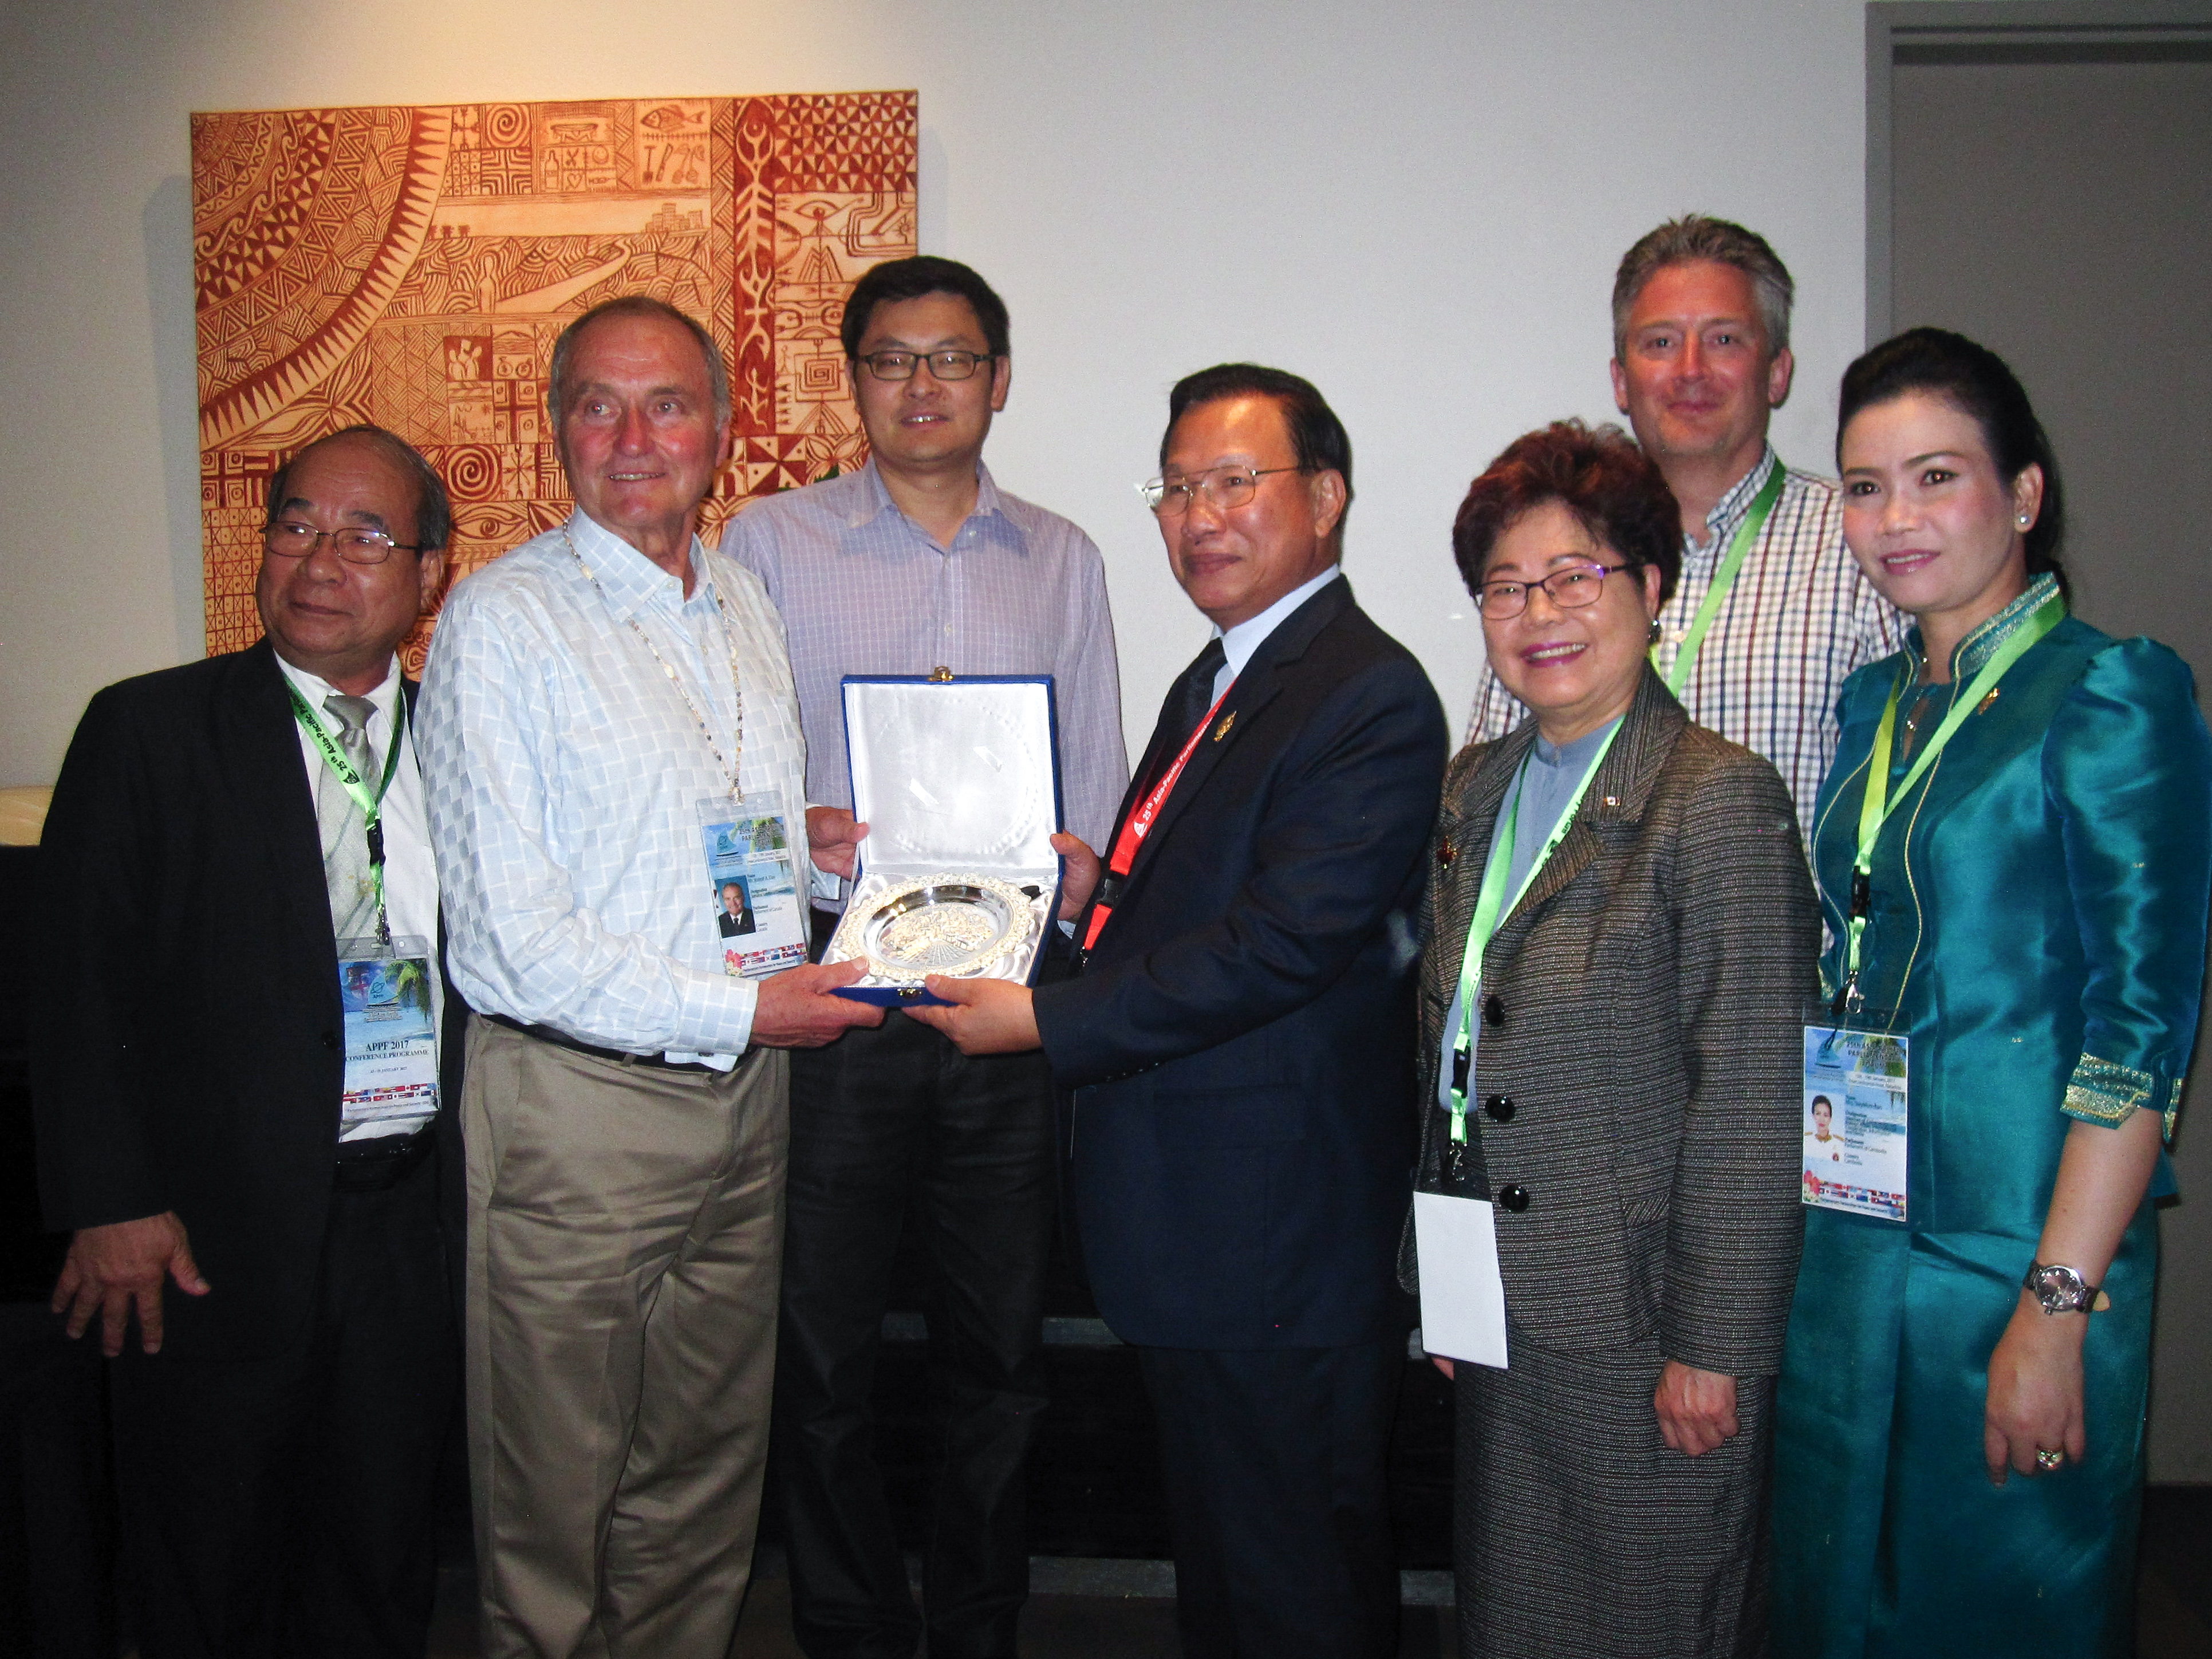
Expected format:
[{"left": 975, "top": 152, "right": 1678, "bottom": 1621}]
[
  {"left": 1144, "top": 638, "right": 1228, "bottom": 794},
  {"left": 1173, "top": 637, "right": 1229, "bottom": 739}
]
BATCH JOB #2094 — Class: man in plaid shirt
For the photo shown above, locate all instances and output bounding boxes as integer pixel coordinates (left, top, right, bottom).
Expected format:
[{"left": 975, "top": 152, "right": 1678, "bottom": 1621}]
[{"left": 1465, "top": 216, "right": 1905, "bottom": 841}]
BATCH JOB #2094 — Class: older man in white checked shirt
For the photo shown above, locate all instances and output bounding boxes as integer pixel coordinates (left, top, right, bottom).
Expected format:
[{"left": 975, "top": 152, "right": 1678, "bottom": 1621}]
[{"left": 417, "top": 295, "right": 881, "bottom": 1658}]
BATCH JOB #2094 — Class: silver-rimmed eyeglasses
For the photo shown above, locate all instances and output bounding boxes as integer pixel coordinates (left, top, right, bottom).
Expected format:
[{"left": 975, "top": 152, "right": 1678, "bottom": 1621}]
[
  {"left": 855, "top": 349, "right": 996, "bottom": 382},
  {"left": 263, "top": 523, "right": 422, "bottom": 565},
  {"left": 1473, "top": 562, "right": 1634, "bottom": 619},
  {"left": 1139, "top": 466, "right": 1303, "bottom": 517}
]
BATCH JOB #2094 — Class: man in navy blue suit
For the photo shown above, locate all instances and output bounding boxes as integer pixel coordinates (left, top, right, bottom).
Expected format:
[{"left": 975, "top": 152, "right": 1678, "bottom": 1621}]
[{"left": 918, "top": 365, "right": 1446, "bottom": 1658}]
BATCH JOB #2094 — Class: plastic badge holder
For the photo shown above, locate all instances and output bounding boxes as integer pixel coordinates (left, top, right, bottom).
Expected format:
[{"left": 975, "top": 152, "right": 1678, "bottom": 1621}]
[{"left": 826, "top": 675, "right": 1063, "bottom": 1006}]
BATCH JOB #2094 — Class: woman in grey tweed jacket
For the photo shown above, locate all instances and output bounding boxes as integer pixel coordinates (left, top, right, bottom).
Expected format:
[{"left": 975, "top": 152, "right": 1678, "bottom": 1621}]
[{"left": 1405, "top": 421, "right": 1819, "bottom": 1658}]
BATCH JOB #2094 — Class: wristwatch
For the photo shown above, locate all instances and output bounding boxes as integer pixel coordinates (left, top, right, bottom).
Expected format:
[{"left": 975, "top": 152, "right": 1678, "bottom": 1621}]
[{"left": 2023, "top": 1262, "right": 2100, "bottom": 1315}]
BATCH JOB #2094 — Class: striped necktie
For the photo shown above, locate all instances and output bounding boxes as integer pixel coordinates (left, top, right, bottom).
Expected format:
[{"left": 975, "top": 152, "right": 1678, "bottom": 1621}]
[{"left": 319, "top": 693, "right": 380, "bottom": 943}]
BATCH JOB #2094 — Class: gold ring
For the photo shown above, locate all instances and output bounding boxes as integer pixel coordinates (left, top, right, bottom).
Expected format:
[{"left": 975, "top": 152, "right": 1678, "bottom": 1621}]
[{"left": 2035, "top": 1448, "right": 2064, "bottom": 1470}]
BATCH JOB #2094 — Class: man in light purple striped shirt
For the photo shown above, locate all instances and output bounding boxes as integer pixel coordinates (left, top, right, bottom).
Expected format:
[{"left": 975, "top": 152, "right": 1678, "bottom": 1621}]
[
  {"left": 725, "top": 256, "right": 1126, "bottom": 1659},
  {"left": 1465, "top": 216, "right": 1906, "bottom": 841}
]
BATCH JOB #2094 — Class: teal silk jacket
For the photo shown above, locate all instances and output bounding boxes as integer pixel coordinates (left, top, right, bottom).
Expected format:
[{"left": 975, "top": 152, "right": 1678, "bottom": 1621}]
[{"left": 1771, "top": 577, "right": 2212, "bottom": 1658}]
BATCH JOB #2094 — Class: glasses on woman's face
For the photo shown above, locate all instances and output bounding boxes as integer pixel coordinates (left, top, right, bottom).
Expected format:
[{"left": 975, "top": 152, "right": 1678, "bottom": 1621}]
[{"left": 1473, "top": 561, "right": 1634, "bottom": 620}]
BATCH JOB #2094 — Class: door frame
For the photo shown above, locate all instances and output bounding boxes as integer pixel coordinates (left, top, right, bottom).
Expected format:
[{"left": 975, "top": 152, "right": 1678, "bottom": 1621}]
[{"left": 1865, "top": 0, "right": 2212, "bottom": 344}]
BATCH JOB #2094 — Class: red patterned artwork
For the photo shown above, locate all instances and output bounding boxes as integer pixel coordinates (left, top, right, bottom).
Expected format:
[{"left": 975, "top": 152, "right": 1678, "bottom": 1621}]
[{"left": 192, "top": 92, "right": 918, "bottom": 667}]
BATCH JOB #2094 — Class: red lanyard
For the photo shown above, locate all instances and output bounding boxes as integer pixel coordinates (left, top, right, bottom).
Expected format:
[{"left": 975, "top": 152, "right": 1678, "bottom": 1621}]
[{"left": 1081, "top": 680, "right": 1235, "bottom": 951}]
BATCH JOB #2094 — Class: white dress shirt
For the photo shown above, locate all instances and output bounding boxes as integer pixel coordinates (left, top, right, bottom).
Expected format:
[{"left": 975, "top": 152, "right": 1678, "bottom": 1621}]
[{"left": 274, "top": 652, "right": 440, "bottom": 1138}]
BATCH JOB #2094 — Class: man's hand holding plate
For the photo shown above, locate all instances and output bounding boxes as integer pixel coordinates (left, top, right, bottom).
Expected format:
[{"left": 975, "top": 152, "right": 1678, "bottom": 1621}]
[
  {"left": 909, "top": 976, "right": 1041, "bottom": 1054},
  {"left": 752, "top": 957, "right": 885, "bottom": 1047}
]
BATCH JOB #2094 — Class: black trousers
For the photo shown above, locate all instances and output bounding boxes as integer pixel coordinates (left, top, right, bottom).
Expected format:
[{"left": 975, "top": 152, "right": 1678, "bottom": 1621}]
[
  {"left": 774, "top": 990, "right": 1056, "bottom": 1659},
  {"left": 0, "top": 1300, "right": 113, "bottom": 1659},
  {"left": 109, "top": 1151, "right": 458, "bottom": 1659},
  {"left": 1138, "top": 1338, "right": 1404, "bottom": 1659}
]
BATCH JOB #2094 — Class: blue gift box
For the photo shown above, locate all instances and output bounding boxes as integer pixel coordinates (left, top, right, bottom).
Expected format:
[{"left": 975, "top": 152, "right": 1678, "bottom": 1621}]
[{"left": 825, "top": 675, "right": 1064, "bottom": 1007}]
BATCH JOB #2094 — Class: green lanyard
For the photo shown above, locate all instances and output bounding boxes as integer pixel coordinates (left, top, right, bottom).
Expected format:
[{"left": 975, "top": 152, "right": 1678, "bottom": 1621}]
[
  {"left": 1838, "top": 588, "right": 2065, "bottom": 1007},
  {"left": 1656, "top": 463, "right": 1784, "bottom": 693},
  {"left": 1446, "top": 722, "right": 1625, "bottom": 1142},
  {"left": 286, "top": 683, "right": 408, "bottom": 945}
]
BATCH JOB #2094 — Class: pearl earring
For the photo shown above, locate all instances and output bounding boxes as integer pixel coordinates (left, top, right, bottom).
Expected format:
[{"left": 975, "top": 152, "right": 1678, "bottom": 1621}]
[{"left": 2017, "top": 514, "right": 2032, "bottom": 527}]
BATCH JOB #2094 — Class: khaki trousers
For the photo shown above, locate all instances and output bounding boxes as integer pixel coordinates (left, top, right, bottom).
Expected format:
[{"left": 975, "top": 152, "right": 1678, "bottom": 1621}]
[{"left": 462, "top": 1015, "right": 788, "bottom": 1658}]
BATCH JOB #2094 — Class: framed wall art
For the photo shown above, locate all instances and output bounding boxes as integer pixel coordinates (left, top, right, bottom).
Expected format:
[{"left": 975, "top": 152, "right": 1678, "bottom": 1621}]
[{"left": 192, "top": 90, "right": 918, "bottom": 664}]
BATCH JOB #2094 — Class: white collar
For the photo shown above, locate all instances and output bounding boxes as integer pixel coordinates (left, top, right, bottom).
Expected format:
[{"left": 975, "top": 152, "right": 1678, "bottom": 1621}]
[
  {"left": 1216, "top": 565, "right": 1342, "bottom": 680},
  {"left": 275, "top": 652, "right": 402, "bottom": 719},
  {"left": 565, "top": 509, "right": 715, "bottom": 616}
]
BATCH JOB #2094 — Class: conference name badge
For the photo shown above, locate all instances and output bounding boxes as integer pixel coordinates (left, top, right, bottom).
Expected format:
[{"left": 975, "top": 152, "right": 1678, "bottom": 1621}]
[
  {"left": 698, "top": 793, "right": 809, "bottom": 980},
  {"left": 337, "top": 935, "right": 439, "bottom": 1126},
  {"left": 1801, "top": 1024, "right": 1909, "bottom": 1221}
]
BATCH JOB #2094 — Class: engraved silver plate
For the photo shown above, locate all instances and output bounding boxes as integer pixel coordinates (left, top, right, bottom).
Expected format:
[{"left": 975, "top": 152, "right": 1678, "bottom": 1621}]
[{"left": 832, "top": 873, "right": 1038, "bottom": 982}]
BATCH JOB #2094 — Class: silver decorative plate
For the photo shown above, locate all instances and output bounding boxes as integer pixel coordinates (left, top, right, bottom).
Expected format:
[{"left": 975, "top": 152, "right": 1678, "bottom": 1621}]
[{"left": 833, "top": 873, "right": 1038, "bottom": 982}]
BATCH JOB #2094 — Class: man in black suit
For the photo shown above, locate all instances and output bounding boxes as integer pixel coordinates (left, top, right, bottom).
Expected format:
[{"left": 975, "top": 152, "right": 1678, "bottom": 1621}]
[
  {"left": 35, "top": 425, "right": 462, "bottom": 1658},
  {"left": 918, "top": 365, "right": 1448, "bottom": 1658}
]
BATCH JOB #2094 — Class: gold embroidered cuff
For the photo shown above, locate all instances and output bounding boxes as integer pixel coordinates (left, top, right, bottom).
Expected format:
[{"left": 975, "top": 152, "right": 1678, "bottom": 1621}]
[
  {"left": 2061, "top": 1054, "right": 2155, "bottom": 1129},
  {"left": 2166, "top": 1073, "right": 2186, "bottom": 1142}
]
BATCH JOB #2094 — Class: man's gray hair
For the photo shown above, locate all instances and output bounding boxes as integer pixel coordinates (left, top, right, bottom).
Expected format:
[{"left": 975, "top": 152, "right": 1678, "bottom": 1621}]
[
  {"left": 1611, "top": 215, "right": 1795, "bottom": 360},
  {"left": 265, "top": 424, "right": 454, "bottom": 553},
  {"left": 546, "top": 294, "right": 732, "bottom": 427}
]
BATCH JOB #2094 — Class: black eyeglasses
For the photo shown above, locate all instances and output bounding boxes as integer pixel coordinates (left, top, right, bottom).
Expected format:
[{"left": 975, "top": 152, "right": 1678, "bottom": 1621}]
[
  {"left": 263, "top": 523, "right": 422, "bottom": 565},
  {"left": 1473, "top": 562, "right": 1634, "bottom": 619},
  {"left": 854, "top": 349, "right": 996, "bottom": 382}
]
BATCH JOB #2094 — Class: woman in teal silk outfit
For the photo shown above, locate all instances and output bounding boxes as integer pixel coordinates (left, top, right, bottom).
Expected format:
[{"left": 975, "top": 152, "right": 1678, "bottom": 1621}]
[{"left": 1772, "top": 329, "right": 2212, "bottom": 1658}]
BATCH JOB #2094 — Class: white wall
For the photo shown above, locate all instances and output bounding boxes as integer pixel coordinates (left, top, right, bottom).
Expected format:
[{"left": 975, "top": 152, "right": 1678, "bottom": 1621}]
[
  {"left": 0, "top": 0, "right": 1871, "bottom": 786},
  {"left": 18, "top": 0, "right": 2212, "bottom": 1491}
]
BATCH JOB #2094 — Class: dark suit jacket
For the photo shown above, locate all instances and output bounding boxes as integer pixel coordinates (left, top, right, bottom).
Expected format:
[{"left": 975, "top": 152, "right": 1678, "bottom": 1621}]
[
  {"left": 32, "top": 640, "right": 465, "bottom": 1362},
  {"left": 1400, "top": 668, "right": 1817, "bottom": 1376},
  {"left": 1034, "top": 577, "right": 1447, "bottom": 1349}
]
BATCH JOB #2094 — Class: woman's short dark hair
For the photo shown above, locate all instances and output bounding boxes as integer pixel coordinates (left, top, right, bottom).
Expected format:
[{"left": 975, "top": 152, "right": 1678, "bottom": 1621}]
[
  {"left": 840, "top": 256, "right": 1011, "bottom": 361},
  {"left": 1452, "top": 420, "right": 1681, "bottom": 607},
  {"left": 1838, "top": 326, "right": 2066, "bottom": 594}
]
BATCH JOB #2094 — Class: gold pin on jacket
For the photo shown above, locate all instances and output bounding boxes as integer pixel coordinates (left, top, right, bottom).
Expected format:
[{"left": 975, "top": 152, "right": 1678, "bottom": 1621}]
[{"left": 1213, "top": 711, "right": 1236, "bottom": 741}]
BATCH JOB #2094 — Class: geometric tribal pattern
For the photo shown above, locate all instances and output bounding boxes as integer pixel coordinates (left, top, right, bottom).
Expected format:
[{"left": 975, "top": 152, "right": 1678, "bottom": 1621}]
[{"left": 194, "top": 91, "right": 917, "bottom": 666}]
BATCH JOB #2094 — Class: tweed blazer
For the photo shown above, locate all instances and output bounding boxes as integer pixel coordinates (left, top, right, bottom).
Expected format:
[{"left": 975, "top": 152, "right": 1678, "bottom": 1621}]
[{"left": 1401, "top": 667, "right": 1817, "bottom": 1377}]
